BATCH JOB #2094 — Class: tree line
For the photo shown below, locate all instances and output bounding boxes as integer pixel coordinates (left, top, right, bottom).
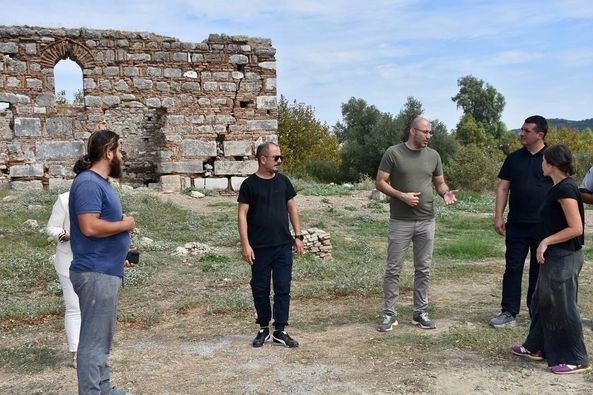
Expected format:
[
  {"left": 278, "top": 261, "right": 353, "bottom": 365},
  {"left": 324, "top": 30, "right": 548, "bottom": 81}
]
[{"left": 278, "top": 75, "right": 593, "bottom": 192}]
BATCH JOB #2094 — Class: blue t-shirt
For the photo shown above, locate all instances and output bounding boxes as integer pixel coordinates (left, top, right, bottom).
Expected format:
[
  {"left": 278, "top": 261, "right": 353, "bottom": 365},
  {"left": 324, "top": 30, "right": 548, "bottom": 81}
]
[{"left": 69, "top": 170, "right": 130, "bottom": 277}]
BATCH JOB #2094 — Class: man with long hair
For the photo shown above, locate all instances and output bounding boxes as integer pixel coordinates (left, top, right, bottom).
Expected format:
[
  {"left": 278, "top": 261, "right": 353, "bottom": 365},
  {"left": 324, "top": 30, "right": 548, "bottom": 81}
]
[{"left": 69, "top": 130, "right": 135, "bottom": 394}]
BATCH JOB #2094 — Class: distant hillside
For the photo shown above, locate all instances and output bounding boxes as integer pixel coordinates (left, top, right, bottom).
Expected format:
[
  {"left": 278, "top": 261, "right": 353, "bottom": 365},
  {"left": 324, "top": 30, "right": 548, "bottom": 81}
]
[{"left": 548, "top": 118, "right": 593, "bottom": 131}]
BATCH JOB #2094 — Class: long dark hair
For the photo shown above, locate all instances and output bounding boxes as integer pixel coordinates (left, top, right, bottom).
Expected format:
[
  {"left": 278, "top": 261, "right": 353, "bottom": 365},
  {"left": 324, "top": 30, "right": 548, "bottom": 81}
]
[{"left": 73, "top": 130, "right": 120, "bottom": 174}]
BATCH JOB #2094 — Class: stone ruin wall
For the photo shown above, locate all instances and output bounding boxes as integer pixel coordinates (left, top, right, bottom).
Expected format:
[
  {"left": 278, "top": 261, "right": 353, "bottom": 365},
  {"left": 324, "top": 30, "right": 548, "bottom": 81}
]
[{"left": 0, "top": 25, "right": 278, "bottom": 191}]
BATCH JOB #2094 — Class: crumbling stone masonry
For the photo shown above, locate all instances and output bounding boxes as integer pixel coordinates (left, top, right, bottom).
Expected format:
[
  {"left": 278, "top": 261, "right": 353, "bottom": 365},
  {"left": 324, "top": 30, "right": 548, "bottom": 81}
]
[
  {"left": 297, "top": 228, "right": 333, "bottom": 260},
  {"left": 0, "top": 25, "right": 277, "bottom": 191}
]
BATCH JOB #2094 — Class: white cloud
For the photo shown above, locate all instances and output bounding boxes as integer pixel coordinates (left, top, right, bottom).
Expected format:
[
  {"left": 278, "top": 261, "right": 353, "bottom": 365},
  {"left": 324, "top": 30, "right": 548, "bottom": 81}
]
[{"left": 2, "top": 0, "right": 591, "bottom": 129}]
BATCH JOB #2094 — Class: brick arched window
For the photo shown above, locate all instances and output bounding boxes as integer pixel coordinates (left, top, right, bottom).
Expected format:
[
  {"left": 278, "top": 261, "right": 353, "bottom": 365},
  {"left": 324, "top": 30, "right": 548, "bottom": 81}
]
[
  {"left": 39, "top": 39, "right": 95, "bottom": 69},
  {"left": 39, "top": 39, "right": 94, "bottom": 107}
]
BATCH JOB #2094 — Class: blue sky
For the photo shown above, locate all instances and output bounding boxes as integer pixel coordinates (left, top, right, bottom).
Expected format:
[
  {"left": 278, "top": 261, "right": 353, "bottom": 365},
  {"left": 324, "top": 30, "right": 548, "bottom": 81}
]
[{"left": 2, "top": 0, "right": 592, "bottom": 131}]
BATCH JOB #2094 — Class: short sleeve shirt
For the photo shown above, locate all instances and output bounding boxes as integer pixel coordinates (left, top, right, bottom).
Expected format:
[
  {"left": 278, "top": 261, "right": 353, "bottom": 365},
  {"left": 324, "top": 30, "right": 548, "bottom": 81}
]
[
  {"left": 378, "top": 143, "right": 443, "bottom": 220},
  {"left": 579, "top": 166, "right": 593, "bottom": 193},
  {"left": 498, "top": 147, "right": 553, "bottom": 224},
  {"left": 536, "top": 177, "right": 584, "bottom": 251},
  {"left": 69, "top": 170, "right": 130, "bottom": 277},
  {"left": 237, "top": 172, "right": 296, "bottom": 249}
]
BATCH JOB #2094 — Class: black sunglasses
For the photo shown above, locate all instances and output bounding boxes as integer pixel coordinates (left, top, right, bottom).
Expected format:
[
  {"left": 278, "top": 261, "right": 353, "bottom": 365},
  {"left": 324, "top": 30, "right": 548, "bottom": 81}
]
[{"left": 263, "top": 155, "right": 283, "bottom": 162}]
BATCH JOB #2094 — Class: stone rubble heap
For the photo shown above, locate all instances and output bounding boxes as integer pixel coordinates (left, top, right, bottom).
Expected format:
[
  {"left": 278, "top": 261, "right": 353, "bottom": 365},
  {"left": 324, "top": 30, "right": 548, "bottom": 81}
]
[
  {"left": 299, "top": 228, "right": 332, "bottom": 260},
  {"left": 173, "top": 241, "right": 214, "bottom": 256}
]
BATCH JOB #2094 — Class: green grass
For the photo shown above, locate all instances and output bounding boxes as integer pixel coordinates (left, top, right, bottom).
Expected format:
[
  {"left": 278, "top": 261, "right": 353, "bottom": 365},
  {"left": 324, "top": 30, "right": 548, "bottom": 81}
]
[
  {"left": 291, "top": 178, "right": 355, "bottom": 196},
  {"left": 449, "top": 191, "right": 496, "bottom": 213},
  {"left": 439, "top": 324, "right": 526, "bottom": 356},
  {"left": 199, "top": 254, "right": 232, "bottom": 272},
  {"left": 0, "top": 346, "right": 61, "bottom": 374},
  {"left": 364, "top": 200, "right": 388, "bottom": 213},
  {"left": 435, "top": 236, "right": 503, "bottom": 260}
]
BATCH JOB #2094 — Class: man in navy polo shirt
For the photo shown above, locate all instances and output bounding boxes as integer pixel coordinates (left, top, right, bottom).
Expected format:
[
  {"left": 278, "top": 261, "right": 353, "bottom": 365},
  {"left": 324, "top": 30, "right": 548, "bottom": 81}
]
[
  {"left": 490, "top": 116, "right": 552, "bottom": 328},
  {"left": 69, "top": 130, "right": 135, "bottom": 394}
]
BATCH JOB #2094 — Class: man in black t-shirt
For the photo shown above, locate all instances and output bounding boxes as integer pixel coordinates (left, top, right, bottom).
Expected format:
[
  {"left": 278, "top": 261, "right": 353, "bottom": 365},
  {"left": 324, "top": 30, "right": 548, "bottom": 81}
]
[
  {"left": 238, "top": 142, "right": 304, "bottom": 348},
  {"left": 490, "top": 115, "right": 553, "bottom": 328}
]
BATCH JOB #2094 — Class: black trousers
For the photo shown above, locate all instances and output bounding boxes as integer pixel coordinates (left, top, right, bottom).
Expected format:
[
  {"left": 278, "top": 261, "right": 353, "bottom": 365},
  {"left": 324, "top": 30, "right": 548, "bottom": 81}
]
[
  {"left": 502, "top": 223, "right": 540, "bottom": 316},
  {"left": 523, "top": 247, "right": 588, "bottom": 367},
  {"left": 250, "top": 243, "right": 293, "bottom": 330}
]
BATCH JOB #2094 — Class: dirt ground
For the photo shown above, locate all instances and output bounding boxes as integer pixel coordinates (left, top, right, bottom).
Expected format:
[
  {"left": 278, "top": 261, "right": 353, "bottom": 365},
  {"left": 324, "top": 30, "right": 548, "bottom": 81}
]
[{"left": 2, "top": 190, "right": 593, "bottom": 394}]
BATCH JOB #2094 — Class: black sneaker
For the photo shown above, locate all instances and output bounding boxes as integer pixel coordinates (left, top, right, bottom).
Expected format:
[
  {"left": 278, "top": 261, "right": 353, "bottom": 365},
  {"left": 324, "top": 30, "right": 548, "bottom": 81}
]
[
  {"left": 252, "top": 328, "right": 270, "bottom": 348},
  {"left": 272, "top": 330, "right": 299, "bottom": 348}
]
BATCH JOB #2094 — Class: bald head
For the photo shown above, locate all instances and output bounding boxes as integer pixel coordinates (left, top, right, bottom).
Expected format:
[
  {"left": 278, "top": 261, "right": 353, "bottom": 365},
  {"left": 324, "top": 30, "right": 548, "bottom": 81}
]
[
  {"left": 411, "top": 116, "right": 431, "bottom": 130},
  {"left": 407, "top": 116, "right": 432, "bottom": 150}
]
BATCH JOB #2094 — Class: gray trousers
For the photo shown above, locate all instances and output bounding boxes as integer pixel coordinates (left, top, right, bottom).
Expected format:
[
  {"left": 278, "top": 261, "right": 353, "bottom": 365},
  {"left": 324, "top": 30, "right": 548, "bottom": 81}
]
[
  {"left": 70, "top": 271, "right": 122, "bottom": 395},
  {"left": 382, "top": 218, "right": 435, "bottom": 316}
]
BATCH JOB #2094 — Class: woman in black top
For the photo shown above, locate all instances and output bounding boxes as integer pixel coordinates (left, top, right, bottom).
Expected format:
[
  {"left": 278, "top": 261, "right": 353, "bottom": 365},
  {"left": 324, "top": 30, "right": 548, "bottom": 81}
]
[{"left": 511, "top": 144, "right": 590, "bottom": 374}]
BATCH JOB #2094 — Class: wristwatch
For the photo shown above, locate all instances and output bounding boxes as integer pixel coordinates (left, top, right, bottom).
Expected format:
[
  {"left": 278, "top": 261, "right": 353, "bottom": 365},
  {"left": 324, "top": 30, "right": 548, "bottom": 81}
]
[{"left": 294, "top": 234, "right": 304, "bottom": 241}]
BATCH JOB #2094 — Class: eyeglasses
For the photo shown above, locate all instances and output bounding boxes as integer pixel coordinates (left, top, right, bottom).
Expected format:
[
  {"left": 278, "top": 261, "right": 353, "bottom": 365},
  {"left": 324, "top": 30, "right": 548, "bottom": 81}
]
[
  {"left": 414, "top": 128, "right": 433, "bottom": 136},
  {"left": 263, "top": 155, "right": 283, "bottom": 162}
]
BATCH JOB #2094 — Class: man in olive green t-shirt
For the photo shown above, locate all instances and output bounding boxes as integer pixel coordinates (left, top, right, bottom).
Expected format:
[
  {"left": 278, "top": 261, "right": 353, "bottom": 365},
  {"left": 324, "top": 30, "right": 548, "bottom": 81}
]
[{"left": 375, "top": 116, "right": 457, "bottom": 332}]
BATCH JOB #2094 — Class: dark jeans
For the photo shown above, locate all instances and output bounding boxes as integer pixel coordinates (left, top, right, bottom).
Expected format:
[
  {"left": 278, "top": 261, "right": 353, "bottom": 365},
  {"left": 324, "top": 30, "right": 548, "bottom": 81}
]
[
  {"left": 501, "top": 222, "right": 539, "bottom": 317},
  {"left": 523, "top": 247, "right": 588, "bottom": 367},
  {"left": 70, "top": 271, "right": 121, "bottom": 395},
  {"left": 250, "top": 244, "right": 293, "bottom": 330}
]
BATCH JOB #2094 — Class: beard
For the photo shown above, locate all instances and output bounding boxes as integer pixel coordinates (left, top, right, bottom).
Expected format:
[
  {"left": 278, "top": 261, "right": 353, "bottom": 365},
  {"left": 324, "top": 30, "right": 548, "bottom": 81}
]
[{"left": 109, "top": 154, "right": 123, "bottom": 180}]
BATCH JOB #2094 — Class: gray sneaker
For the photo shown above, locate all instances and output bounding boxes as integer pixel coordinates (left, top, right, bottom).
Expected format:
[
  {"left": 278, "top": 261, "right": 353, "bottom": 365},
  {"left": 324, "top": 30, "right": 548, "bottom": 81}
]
[
  {"left": 411, "top": 312, "right": 436, "bottom": 329},
  {"left": 490, "top": 311, "right": 516, "bottom": 328},
  {"left": 377, "top": 314, "right": 398, "bottom": 332}
]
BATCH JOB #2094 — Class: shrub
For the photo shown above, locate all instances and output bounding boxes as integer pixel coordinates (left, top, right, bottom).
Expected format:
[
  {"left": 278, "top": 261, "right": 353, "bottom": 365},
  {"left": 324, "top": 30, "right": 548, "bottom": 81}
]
[
  {"left": 303, "top": 159, "right": 343, "bottom": 183},
  {"left": 573, "top": 149, "right": 593, "bottom": 184},
  {"left": 445, "top": 144, "right": 504, "bottom": 193}
]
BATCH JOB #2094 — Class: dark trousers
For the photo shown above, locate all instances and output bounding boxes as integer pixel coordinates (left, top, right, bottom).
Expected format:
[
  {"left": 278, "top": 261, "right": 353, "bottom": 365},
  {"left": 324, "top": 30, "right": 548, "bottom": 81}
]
[
  {"left": 250, "top": 244, "right": 293, "bottom": 330},
  {"left": 523, "top": 247, "right": 588, "bottom": 367},
  {"left": 501, "top": 222, "right": 539, "bottom": 317}
]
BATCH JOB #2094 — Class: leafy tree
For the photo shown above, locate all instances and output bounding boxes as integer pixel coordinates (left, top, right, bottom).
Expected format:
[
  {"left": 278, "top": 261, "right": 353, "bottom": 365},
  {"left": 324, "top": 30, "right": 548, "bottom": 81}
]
[
  {"left": 430, "top": 119, "right": 459, "bottom": 164},
  {"left": 452, "top": 75, "right": 506, "bottom": 139},
  {"left": 73, "top": 89, "right": 84, "bottom": 106},
  {"left": 397, "top": 96, "right": 423, "bottom": 138},
  {"left": 55, "top": 89, "right": 84, "bottom": 106},
  {"left": 496, "top": 130, "right": 522, "bottom": 155},
  {"left": 55, "top": 90, "right": 68, "bottom": 105},
  {"left": 454, "top": 113, "right": 490, "bottom": 146},
  {"left": 277, "top": 96, "right": 340, "bottom": 176},
  {"left": 545, "top": 125, "right": 581, "bottom": 151},
  {"left": 574, "top": 150, "right": 593, "bottom": 184},
  {"left": 445, "top": 143, "right": 505, "bottom": 192},
  {"left": 335, "top": 96, "right": 458, "bottom": 180},
  {"left": 335, "top": 98, "right": 402, "bottom": 181},
  {"left": 544, "top": 124, "right": 593, "bottom": 182}
]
